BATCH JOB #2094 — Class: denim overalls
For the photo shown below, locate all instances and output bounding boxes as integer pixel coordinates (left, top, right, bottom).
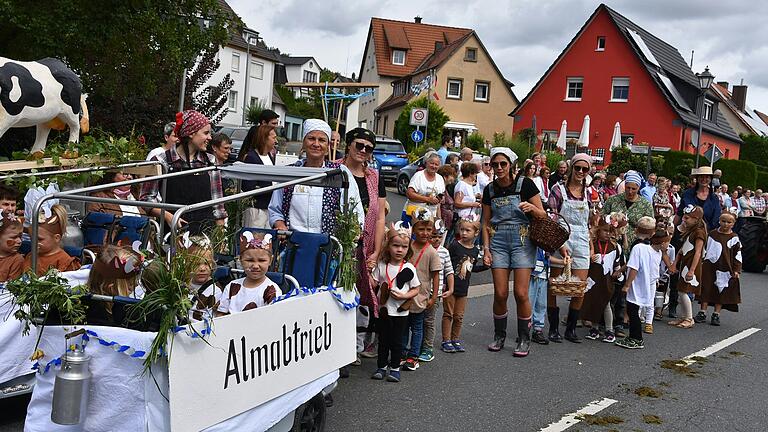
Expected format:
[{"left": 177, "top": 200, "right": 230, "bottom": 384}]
[
  {"left": 488, "top": 176, "right": 536, "bottom": 269},
  {"left": 551, "top": 183, "right": 591, "bottom": 270}
]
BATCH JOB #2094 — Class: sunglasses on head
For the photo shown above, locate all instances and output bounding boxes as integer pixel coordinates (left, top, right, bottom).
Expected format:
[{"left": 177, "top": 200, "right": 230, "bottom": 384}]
[
  {"left": 573, "top": 165, "right": 590, "bottom": 173},
  {"left": 490, "top": 161, "right": 509, "bottom": 169},
  {"left": 354, "top": 141, "right": 375, "bottom": 153}
]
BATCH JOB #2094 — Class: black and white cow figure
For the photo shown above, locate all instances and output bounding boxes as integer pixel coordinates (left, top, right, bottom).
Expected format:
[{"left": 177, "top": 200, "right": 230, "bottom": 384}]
[{"left": 0, "top": 57, "right": 89, "bottom": 156}]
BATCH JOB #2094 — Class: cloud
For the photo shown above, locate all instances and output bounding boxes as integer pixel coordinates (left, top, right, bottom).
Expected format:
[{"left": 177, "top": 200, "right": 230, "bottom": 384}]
[{"left": 227, "top": 0, "right": 768, "bottom": 110}]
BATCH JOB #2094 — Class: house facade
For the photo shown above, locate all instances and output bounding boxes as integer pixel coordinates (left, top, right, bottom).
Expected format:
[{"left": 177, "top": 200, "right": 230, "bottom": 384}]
[
  {"left": 275, "top": 56, "right": 322, "bottom": 98},
  {"left": 711, "top": 82, "right": 768, "bottom": 137},
  {"left": 511, "top": 4, "right": 742, "bottom": 164}
]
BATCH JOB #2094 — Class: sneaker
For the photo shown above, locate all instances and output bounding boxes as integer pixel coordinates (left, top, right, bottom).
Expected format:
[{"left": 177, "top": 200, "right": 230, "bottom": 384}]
[
  {"left": 602, "top": 332, "right": 616, "bottom": 343},
  {"left": 694, "top": 311, "right": 707, "bottom": 323},
  {"left": 585, "top": 328, "right": 600, "bottom": 340},
  {"left": 615, "top": 337, "right": 644, "bottom": 349},
  {"left": 452, "top": 340, "right": 466, "bottom": 352},
  {"left": 531, "top": 330, "right": 549, "bottom": 345},
  {"left": 614, "top": 325, "right": 626, "bottom": 338},
  {"left": 548, "top": 329, "right": 563, "bottom": 343},
  {"left": 487, "top": 335, "right": 505, "bottom": 352},
  {"left": 371, "top": 368, "right": 387, "bottom": 380},
  {"left": 418, "top": 349, "right": 434, "bottom": 362},
  {"left": 386, "top": 369, "right": 401, "bottom": 383},
  {"left": 353, "top": 354, "right": 362, "bottom": 366},
  {"left": 711, "top": 313, "right": 721, "bottom": 326},
  {"left": 441, "top": 341, "right": 457, "bottom": 353},
  {"left": 360, "top": 344, "right": 378, "bottom": 358},
  {"left": 402, "top": 357, "right": 419, "bottom": 371},
  {"left": 644, "top": 324, "right": 654, "bottom": 334}
]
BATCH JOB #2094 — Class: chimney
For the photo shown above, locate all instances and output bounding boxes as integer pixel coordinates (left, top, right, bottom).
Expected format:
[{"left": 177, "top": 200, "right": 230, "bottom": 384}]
[
  {"left": 716, "top": 81, "right": 729, "bottom": 91},
  {"left": 732, "top": 84, "right": 748, "bottom": 112},
  {"left": 414, "top": 16, "right": 422, "bottom": 24}
]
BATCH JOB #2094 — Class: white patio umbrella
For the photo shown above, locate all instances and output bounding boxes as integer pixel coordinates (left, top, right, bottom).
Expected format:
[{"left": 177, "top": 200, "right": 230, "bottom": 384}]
[
  {"left": 555, "top": 120, "right": 567, "bottom": 152},
  {"left": 577, "top": 114, "right": 590, "bottom": 148},
  {"left": 609, "top": 122, "right": 622, "bottom": 150}
]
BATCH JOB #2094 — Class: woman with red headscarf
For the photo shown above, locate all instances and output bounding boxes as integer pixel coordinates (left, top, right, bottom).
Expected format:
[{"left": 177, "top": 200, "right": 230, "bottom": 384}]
[{"left": 141, "top": 110, "right": 227, "bottom": 234}]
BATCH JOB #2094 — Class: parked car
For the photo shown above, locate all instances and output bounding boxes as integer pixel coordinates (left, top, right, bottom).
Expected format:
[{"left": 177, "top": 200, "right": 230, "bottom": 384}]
[
  {"left": 396, "top": 151, "right": 483, "bottom": 195},
  {"left": 372, "top": 136, "right": 409, "bottom": 184},
  {"left": 214, "top": 126, "right": 250, "bottom": 156}
]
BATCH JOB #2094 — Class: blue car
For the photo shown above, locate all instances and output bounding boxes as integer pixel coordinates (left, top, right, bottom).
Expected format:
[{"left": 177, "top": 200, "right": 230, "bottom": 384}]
[{"left": 373, "top": 136, "right": 409, "bottom": 184}]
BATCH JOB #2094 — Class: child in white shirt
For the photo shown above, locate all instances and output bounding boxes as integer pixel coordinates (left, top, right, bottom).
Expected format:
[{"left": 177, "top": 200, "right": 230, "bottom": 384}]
[{"left": 217, "top": 232, "right": 281, "bottom": 315}]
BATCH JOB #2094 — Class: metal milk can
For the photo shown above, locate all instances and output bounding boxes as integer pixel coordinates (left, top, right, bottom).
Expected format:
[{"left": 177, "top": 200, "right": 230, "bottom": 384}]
[
  {"left": 63, "top": 210, "right": 84, "bottom": 249},
  {"left": 51, "top": 348, "right": 92, "bottom": 425}
]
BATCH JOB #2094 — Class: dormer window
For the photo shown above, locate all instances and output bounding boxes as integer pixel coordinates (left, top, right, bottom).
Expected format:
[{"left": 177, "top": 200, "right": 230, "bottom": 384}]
[
  {"left": 392, "top": 49, "right": 406, "bottom": 65},
  {"left": 596, "top": 36, "right": 606, "bottom": 51},
  {"left": 435, "top": 41, "right": 444, "bottom": 51},
  {"left": 703, "top": 100, "right": 714, "bottom": 121},
  {"left": 465, "top": 47, "right": 477, "bottom": 62}
]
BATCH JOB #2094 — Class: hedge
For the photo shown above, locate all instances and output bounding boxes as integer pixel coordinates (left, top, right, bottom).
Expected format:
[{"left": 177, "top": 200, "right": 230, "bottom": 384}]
[
  {"left": 756, "top": 170, "right": 768, "bottom": 191},
  {"left": 713, "top": 158, "right": 757, "bottom": 190}
]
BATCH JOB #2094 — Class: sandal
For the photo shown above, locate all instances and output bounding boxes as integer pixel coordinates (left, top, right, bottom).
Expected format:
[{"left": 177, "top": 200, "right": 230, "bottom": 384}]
[
  {"left": 675, "top": 319, "right": 694, "bottom": 329},
  {"left": 667, "top": 319, "right": 683, "bottom": 326}
]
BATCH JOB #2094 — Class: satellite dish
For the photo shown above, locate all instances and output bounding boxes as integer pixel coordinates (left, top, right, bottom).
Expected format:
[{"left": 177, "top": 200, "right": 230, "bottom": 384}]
[{"left": 691, "top": 130, "right": 699, "bottom": 148}]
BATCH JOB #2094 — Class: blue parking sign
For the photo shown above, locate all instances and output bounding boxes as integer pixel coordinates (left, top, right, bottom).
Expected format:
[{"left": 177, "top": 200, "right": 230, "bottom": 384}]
[{"left": 411, "top": 130, "right": 424, "bottom": 143}]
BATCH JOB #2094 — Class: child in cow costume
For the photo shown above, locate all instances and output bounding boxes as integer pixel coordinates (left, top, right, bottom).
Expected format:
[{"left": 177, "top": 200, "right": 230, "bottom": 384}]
[
  {"left": 217, "top": 232, "right": 281, "bottom": 315},
  {"left": 22, "top": 204, "right": 81, "bottom": 275}
]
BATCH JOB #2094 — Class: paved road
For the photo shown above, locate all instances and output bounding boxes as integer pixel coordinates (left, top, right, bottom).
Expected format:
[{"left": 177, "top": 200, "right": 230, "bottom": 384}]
[{"left": 326, "top": 271, "right": 768, "bottom": 431}]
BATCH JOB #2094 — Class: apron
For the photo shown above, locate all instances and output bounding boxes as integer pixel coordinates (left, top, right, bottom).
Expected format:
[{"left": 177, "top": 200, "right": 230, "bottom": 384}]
[
  {"left": 164, "top": 150, "right": 214, "bottom": 235},
  {"left": 552, "top": 184, "right": 591, "bottom": 270}
]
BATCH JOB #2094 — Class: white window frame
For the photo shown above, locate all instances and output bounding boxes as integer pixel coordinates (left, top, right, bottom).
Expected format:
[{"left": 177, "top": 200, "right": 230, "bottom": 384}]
[
  {"left": 610, "top": 77, "right": 630, "bottom": 102},
  {"left": 250, "top": 61, "right": 264, "bottom": 79},
  {"left": 474, "top": 82, "right": 489, "bottom": 102},
  {"left": 565, "top": 77, "right": 583, "bottom": 101},
  {"left": 392, "top": 49, "right": 406, "bottom": 65},
  {"left": 596, "top": 36, "right": 606, "bottom": 51},
  {"left": 703, "top": 100, "right": 714, "bottom": 121},
  {"left": 447, "top": 79, "right": 463, "bottom": 99},
  {"left": 231, "top": 53, "right": 240, "bottom": 73},
  {"left": 228, "top": 90, "right": 238, "bottom": 111}
]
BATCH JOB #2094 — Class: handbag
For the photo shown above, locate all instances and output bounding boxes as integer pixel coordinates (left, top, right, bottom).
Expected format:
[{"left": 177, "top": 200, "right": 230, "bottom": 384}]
[{"left": 529, "top": 212, "right": 570, "bottom": 253}]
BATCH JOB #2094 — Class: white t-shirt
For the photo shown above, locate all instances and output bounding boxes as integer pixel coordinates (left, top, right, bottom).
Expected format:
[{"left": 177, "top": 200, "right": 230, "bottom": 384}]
[
  {"left": 455, "top": 180, "right": 478, "bottom": 219},
  {"left": 217, "top": 277, "right": 282, "bottom": 314},
  {"left": 372, "top": 262, "right": 420, "bottom": 317},
  {"left": 626, "top": 243, "right": 662, "bottom": 307},
  {"left": 404, "top": 170, "right": 445, "bottom": 217},
  {"left": 147, "top": 146, "right": 167, "bottom": 161},
  {"left": 476, "top": 171, "right": 490, "bottom": 194}
]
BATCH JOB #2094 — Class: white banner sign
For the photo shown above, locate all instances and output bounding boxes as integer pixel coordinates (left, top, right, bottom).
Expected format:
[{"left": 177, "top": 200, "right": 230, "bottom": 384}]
[
  {"left": 168, "top": 292, "right": 356, "bottom": 432},
  {"left": 410, "top": 108, "right": 428, "bottom": 127}
]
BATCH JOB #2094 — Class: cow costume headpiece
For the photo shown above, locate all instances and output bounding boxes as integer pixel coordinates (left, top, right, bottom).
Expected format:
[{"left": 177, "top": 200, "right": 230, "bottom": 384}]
[
  {"left": 239, "top": 231, "right": 273, "bottom": 254},
  {"left": 92, "top": 242, "right": 146, "bottom": 280}
]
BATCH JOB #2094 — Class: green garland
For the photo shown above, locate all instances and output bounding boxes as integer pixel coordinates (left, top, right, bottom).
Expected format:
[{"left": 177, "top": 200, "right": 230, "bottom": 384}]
[{"left": 334, "top": 199, "right": 361, "bottom": 292}]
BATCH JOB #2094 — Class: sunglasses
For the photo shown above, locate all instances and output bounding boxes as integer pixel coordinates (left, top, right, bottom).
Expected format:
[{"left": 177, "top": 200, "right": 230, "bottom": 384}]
[
  {"left": 354, "top": 141, "right": 375, "bottom": 153},
  {"left": 483, "top": 163, "right": 491, "bottom": 166},
  {"left": 490, "top": 161, "right": 509, "bottom": 169},
  {"left": 573, "top": 165, "right": 590, "bottom": 173}
]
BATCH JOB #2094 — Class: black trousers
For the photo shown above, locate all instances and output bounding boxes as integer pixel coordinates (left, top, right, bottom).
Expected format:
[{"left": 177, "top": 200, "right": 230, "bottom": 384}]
[
  {"left": 626, "top": 301, "right": 643, "bottom": 341},
  {"left": 611, "top": 281, "right": 626, "bottom": 327},
  {"left": 377, "top": 308, "right": 408, "bottom": 369}
]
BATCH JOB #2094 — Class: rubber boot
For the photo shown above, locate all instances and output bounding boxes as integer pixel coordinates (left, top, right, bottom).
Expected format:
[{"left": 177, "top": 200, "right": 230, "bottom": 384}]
[
  {"left": 513, "top": 318, "right": 532, "bottom": 357},
  {"left": 547, "top": 307, "right": 562, "bottom": 343},
  {"left": 564, "top": 308, "right": 582, "bottom": 343},
  {"left": 488, "top": 314, "right": 507, "bottom": 352}
]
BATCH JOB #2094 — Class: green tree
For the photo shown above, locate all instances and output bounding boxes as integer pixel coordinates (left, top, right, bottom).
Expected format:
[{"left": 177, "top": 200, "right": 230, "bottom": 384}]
[
  {"left": 465, "top": 132, "right": 485, "bottom": 151},
  {"left": 245, "top": 101, "right": 267, "bottom": 126},
  {"left": 0, "top": 0, "right": 231, "bottom": 144},
  {"left": 185, "top": 44, "right": 234, "bottom": 124},
  {"left": 275, "top": 85, "right": 323, "bottom": 120},
  {"left": 394, "top": 97, "right": 450, "bottom": 152},
  {"left": 606, "top": 146, "right": 663, "bottom": 176},
  {"left": 739, "top": 133, "right": 768, "bottom": 170}
]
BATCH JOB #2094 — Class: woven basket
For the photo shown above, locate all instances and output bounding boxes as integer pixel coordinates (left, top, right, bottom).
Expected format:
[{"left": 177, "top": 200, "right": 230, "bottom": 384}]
[
  {"left": 530, "top": 212, "right": 570, "bottom": 254},
  {"left": 549, "top": 261, "right": 587, "bottom": 297}
]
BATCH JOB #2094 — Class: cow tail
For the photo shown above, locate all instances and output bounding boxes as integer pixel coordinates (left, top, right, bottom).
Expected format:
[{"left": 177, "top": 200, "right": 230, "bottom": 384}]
[{"left": 79, "top": 94, "right": 90, "bottom": 134}]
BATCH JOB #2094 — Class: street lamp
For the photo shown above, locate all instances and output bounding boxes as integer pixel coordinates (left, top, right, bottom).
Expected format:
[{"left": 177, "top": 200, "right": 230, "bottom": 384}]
[
  {"left": 242, "top": 35, "right": 258, "bottom": 126},
  {"left": 694, "top": 66, "right": 714, "bottom": 168}
]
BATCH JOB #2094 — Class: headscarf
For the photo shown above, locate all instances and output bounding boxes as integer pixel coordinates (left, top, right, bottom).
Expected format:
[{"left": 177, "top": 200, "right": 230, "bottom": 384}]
[
  {"left": 490, "top": 147, "right": 518, "bottom": 165},
  {"left": 302, "top": 119, "right": 331, "bottom": 141},
  {"left": 624, "top": 170, "right": 643, "bottom": 187},
  {"left": 570, "top": 153, "right": 592, "bottom": 168},
  {"left": 174, "top": 110, "right": 210, "bottom": 138},
  {"left": 345, "top": 127, "right": 376, "bottom": 146}
]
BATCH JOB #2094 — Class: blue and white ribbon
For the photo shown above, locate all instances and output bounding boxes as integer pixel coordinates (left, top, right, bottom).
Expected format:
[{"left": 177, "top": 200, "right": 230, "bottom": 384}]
[
  {"left": 272, "top": 283, "right": 360, "bottom": 311},
  {"left": 81, "top": 330, "right": 147, "bottom": 359}
]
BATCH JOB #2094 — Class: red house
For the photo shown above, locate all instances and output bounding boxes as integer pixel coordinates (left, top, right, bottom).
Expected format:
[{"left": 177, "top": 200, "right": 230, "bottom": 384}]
[{"left": 511, "top": 4, "right": 742, "bottom": 165}]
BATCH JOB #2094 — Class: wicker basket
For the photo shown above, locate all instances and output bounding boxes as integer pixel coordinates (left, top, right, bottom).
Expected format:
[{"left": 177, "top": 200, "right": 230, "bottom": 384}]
[
  {"left": 549, "top": 261, "right": 587, "bottom": 297},
  {"left": 530, "top": 212, "right": 570, "bottom": 253}
]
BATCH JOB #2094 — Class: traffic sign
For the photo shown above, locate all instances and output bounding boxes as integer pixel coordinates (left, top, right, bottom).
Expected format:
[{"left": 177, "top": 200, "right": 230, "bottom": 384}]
[
  {"left": 411, "top": 129, "right": 424, "bottom": 143},
  {"left": 409, "top": 108, "right": 428, "bottom": 127}
]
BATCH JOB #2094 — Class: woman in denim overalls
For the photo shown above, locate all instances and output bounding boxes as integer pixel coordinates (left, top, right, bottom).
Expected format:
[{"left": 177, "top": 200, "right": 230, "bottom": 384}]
[
  {"left": 481, "top": 148, "right": 555, "bottom": 357},
  {"left": 547, "top": 153, "right": 593, "bottom": 343}
]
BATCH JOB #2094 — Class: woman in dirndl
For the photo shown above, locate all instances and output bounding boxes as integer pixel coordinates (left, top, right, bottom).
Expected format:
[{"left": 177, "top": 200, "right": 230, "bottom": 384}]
[
  {"left": 481, "top": 147, "right": 551, "bottom": 357},
  {"left": 547, "top": 153, "right": 593, "bottom": 343}
]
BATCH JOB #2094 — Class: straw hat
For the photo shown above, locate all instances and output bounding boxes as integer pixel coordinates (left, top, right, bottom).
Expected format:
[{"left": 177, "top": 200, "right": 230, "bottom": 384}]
[{"left": 691, "top": 166, "right": 713, "bottom": 176}]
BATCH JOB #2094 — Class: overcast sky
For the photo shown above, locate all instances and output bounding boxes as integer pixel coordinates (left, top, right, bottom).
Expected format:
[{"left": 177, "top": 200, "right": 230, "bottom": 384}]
[{"left": 230, "top": 0, "right": 768, "bottom": 114}]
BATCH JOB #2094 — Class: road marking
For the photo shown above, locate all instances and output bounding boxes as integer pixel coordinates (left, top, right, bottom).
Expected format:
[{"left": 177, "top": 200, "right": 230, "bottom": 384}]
[
  {"left": 683, "top": 327, "right": 761, "bottom": 363},
  {"left": 538, "top": 397, "right": 618, "bottom": 432}
]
